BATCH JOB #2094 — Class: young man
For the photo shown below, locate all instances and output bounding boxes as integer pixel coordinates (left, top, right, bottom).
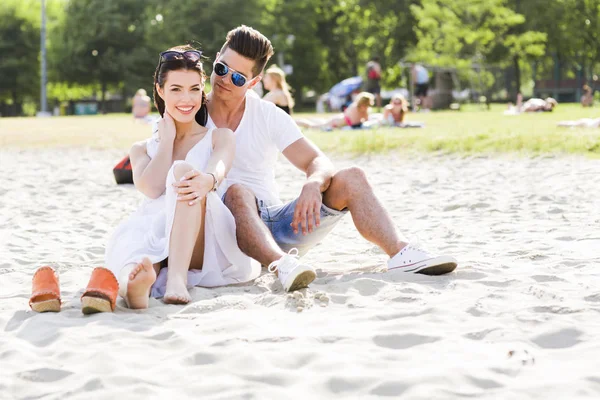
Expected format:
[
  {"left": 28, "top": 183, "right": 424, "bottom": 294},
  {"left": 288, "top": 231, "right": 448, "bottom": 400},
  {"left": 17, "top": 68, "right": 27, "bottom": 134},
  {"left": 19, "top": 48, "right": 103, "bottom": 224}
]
[{"left": 206, "top": 26, "right": 458, "bottom": 292}]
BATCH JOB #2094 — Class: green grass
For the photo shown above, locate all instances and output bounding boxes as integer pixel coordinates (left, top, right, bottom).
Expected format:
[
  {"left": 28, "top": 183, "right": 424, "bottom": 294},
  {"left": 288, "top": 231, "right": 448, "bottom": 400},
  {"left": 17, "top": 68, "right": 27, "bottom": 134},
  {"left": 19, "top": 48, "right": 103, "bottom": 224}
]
[
  {"left": 1, "top": 104, "right": 599, "bottom": 156},
  {"left": 299, "top": 104, "right": 600, "bottom": 157}
]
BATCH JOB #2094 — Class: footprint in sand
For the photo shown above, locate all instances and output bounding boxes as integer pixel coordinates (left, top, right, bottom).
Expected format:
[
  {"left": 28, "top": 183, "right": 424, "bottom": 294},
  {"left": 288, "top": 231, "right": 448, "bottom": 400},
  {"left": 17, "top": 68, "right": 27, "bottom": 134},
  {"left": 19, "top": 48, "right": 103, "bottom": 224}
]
[
  {"left": 531, "top": 328, "right": 583, "bottom": 349},
  {"left": 372, "top": 333, "right": 440, "bottom": 350},
  {"left": 287, "top": 290, "right": 330, "bottom": 312}
]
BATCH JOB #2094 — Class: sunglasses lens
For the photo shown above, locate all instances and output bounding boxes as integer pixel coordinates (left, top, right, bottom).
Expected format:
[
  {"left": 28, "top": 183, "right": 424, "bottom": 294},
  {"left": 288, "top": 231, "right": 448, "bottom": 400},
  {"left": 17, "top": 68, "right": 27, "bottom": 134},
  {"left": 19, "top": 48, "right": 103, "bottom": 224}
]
[
  {"left": 160, "top": 51, "right": 179, "bottom": 61},
  {"left": 160, "top": 50, "right": 202, "bottom": 63},
  {"left": 183, "top": 51, "right": 201, "bottom": 62},
  {"left": 231, "top": 72, "right": 246, "bottom": 87},
  {"left": 214, "top": 62, "right": 228, "bottom": 76}
]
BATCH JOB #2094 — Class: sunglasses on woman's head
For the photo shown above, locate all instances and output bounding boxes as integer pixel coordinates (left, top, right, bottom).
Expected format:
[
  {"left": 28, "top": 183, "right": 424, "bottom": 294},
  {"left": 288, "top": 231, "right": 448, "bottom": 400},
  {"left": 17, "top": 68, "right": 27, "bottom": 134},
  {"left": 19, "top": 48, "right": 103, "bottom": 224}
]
[
  {"left": 159, "top": 50, "right": 202, "bottom": 64},
  {"left": 213, "top": 61, "right": 248, "bottom": 87}
]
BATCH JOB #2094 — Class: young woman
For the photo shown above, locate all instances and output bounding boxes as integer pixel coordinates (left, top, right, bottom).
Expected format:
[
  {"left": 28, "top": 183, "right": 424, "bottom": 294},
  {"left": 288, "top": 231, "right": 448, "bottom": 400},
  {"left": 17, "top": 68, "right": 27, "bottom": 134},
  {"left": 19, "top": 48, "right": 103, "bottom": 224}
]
[
  {"left": 104, "top": 46, "right": 260, "bottom": 309},
  {"left": 262, "top": 65, "right": 295, "bottom": 115},
  {"left": 296, "top": 92, "right": 375, "bottom": 130},
  {"left": 382, "top": 94, "right": 409, "bottom": 126}
]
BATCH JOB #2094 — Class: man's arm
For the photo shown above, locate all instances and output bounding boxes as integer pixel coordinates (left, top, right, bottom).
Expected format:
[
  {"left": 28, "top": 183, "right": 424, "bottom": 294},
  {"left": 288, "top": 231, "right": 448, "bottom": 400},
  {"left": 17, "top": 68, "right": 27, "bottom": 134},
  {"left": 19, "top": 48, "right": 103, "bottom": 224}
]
[{"left": 282, "top": 138, "right": 335, "bottom": 235}]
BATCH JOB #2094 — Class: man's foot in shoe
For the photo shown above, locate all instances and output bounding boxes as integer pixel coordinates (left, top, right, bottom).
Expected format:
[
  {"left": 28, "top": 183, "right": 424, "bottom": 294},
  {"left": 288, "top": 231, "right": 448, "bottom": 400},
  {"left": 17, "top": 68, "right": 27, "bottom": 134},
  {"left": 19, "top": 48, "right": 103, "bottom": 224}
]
[
  {"left": 388, "top": 244, "right": 457, "bottom": 275},
  {"left": 268, "top": 249, "right": 316, "bottom": 292}
]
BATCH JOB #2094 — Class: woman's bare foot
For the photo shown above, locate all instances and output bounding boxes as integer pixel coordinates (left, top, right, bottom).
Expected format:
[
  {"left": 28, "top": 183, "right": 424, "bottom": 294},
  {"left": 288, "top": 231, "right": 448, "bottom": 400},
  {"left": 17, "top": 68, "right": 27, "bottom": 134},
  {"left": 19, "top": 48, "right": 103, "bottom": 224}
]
[
  {"left": 163, "top": 276, "right": 191, "bottom": 305},
  {"left": 126, "top": 258, "right": 156, "bottom": 309}
]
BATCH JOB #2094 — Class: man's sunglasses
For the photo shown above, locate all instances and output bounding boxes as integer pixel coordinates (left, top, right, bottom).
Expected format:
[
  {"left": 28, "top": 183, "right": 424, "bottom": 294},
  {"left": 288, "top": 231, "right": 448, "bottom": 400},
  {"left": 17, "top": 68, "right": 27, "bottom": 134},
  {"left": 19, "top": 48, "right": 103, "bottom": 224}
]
[
  {"left": 159, "top": 50, "right": 202, "bottom": 64},
  {"left": 213, "top": 61, "right": 248, "bottom": 87}
]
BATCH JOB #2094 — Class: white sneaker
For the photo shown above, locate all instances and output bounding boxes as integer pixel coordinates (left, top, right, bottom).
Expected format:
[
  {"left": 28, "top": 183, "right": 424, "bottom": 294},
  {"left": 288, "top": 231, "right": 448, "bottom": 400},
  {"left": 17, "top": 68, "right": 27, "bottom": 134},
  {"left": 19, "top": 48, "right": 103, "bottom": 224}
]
[
  {"left": 268, "top": 249, "right": 316, "bottom": 292},
  {"left": 388, "top": 244, "right": 457, "bottom": 275}
]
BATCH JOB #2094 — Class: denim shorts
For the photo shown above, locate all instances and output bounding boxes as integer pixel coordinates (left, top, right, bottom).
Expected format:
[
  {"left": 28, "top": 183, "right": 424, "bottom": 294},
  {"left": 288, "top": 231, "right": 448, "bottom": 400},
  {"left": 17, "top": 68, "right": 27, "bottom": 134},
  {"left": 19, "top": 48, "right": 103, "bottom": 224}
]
[{"left": 258, "top": 198, "right": 348, "bottom": 256}]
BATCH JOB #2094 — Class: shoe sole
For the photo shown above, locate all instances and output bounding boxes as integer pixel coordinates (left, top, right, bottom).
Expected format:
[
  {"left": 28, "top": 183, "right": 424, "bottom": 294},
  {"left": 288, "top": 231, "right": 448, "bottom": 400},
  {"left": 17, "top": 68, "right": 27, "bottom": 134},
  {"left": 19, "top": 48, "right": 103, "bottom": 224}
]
[
  {"left": 416, "top": 262, "right": 457, "bottom": 275},
  {"left": 81, "top": 296, "right": 113, "bottom": 315},
  {"left": 390, "top": 256, "right": 458, "bottom": 275},
  {"left": 31, "top": 299, "right": 60, "bottom": 313},
  {"left": 286, "top": 270, "right": 317, "bottom": 292}
]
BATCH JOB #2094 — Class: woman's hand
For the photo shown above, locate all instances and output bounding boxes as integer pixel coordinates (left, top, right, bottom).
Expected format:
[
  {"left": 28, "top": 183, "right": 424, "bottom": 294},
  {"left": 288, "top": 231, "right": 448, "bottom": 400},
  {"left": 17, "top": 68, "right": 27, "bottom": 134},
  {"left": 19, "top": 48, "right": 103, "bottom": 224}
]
[
  {"left": 157, "top": 111, "right": 176, "bottom": 143},
  {"left": 172, "top": 170, "right": 214, "bottom": 206}
]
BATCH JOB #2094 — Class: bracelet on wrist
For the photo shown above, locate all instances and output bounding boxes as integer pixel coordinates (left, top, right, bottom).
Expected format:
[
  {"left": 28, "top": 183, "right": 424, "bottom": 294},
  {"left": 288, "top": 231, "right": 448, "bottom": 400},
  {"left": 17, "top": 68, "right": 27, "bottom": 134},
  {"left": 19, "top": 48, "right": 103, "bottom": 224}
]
[{"left": 207, "top": 172, "right": 218, "bottom": 191}]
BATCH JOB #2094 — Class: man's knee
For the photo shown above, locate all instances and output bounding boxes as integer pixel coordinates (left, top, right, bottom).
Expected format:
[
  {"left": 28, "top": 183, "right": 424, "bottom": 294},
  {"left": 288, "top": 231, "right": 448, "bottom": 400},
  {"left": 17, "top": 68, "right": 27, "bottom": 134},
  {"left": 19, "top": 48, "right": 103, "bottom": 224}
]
[
  {"left": 172, "top": 162, "right": 195, "bottom": 181},
  {"left": 223, "top": 184, "right": 258, "bottom": 214},
  {"left": 332, "top": 166, "right": 369, "bottom": 189},
  {"left": 324, "top": 167, "right": 370, "bottom": 209}
]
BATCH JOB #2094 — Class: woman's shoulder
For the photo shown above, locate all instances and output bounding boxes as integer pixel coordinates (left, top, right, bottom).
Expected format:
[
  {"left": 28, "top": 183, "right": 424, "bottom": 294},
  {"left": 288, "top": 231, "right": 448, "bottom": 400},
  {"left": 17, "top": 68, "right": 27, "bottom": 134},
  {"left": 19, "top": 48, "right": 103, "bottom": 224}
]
[{"left": 264, "top": 90, "right": 287, "bottom": 105}]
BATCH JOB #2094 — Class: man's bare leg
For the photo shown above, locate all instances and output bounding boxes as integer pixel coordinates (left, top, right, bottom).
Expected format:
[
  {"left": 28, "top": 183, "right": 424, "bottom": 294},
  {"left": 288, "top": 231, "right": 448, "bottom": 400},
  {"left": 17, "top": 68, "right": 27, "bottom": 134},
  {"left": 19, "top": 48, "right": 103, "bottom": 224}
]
[
  {"left": 322, "top": 167, "right": 407, "bottom": 257},
  {"left": 224, "top": 184, "right": 316, "bottom": 290},
  {"left": 223, "top": 184, "right": 285, "bottom": 266}
]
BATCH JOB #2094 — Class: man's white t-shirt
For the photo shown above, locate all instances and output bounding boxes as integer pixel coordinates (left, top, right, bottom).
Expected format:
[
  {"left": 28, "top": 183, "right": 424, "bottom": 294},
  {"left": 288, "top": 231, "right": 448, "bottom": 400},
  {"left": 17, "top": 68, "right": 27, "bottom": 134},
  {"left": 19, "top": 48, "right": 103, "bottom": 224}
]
[{"left": 207, "top": 92, "right": 303, "bottom": 206}]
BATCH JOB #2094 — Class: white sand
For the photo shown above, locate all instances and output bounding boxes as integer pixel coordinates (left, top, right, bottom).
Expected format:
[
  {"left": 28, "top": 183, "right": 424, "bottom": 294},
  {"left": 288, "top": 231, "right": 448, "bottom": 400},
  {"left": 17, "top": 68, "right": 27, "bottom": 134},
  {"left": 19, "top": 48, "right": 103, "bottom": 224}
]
[{"left": 1, "top": 149, "right": 600, "bottom": 399}]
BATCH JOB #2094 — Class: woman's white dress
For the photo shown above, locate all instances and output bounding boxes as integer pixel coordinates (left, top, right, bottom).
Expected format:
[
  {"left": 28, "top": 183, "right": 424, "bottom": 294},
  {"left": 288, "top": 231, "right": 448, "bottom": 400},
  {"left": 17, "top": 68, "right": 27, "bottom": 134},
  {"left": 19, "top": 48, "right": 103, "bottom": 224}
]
[{"left": 105, "top": 128, "right": 261, "bottom": 298}]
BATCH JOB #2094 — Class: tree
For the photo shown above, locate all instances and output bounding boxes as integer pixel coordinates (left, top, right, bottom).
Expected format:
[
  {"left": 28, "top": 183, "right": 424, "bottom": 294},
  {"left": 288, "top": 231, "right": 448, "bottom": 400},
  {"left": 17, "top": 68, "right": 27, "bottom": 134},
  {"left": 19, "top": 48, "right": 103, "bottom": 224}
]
[
  {"left": 0, "top": 0, "right": 40, "bottom": 116},
  {"left": 51, "top": 0, "right": 154, "bottom": 112},
  {"left": 409, "top": 0, "right": 546, "bottom": 96},
  {"left": 263, "top": 0, "right": 419, "bottom": 102},
  {"left": 519, "top": 0, "right": 600, "bottom": 83}
]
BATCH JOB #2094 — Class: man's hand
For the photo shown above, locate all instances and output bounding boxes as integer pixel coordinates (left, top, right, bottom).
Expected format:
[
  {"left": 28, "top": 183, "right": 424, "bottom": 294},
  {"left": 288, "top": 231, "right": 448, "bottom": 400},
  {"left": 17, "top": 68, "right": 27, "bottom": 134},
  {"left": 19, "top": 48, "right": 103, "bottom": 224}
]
[{"left": 291, "top": 181, "right": 322, "bottom": 235}]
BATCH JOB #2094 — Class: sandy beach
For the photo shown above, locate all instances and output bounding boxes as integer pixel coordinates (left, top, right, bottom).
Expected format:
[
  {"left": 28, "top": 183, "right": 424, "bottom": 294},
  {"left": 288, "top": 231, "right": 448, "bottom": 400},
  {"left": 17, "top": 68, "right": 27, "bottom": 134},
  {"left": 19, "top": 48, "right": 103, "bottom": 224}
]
[{"left": 1, "top": 149, "right": 600, "bottom": 399}]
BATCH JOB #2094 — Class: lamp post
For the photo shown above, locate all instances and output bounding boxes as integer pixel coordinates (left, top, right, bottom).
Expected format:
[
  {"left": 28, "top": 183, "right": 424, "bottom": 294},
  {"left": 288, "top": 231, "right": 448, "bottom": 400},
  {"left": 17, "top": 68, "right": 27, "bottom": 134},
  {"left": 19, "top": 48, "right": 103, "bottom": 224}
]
[{"left": 38, "top": 0, "right": 50, "bottom": 117}]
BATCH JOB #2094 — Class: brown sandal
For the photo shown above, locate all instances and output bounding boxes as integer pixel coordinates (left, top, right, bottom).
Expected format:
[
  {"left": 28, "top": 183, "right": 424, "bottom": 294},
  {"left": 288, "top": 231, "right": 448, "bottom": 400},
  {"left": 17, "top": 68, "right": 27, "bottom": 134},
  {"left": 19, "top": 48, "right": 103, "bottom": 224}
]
[
  {"left": 30, "top": 266, "right": 61, "bottom": 313},
  {"left": 80, "top": 267, "right": 118, "bottom": 314}
]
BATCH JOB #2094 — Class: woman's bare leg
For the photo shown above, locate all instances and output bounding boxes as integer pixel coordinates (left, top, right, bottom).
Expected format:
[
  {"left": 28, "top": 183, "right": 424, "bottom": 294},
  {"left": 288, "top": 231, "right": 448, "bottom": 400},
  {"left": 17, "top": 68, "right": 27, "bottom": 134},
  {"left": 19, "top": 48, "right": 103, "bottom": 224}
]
[
  {"left": 296, "top": 118, "right": 327, "bottom": 128},
  {"left": 164, "top": 162, "right": 206, "bottom": 304},
  {"left": 296, "top": 115, "right": 344, "bottom": 129}
]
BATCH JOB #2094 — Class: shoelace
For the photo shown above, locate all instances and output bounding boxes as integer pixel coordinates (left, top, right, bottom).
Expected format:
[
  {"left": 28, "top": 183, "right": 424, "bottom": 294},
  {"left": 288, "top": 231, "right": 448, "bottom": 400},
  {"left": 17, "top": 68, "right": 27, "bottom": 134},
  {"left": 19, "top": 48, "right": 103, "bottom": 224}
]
[{"left": 268, "top": 248, "right": 299, "bottom": 273}]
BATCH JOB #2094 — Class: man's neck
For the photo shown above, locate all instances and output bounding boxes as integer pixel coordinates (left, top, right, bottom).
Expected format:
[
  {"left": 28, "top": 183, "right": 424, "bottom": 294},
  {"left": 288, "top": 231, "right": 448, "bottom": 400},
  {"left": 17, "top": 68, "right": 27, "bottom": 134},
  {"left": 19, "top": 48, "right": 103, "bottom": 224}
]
[{"left": 207, "top": 92, "right": 246, "bottom": 131}]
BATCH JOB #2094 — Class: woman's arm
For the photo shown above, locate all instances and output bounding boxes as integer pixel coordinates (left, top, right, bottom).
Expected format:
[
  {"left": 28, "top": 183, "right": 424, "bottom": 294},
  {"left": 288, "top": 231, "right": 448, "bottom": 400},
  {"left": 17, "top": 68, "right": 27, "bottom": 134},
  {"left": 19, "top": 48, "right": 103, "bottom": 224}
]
[
  {"left": 383, "top": 106, "right": 392, "bottom": 121},
  {"left": 131, "top": 113, "right": 177, "bottom": 198},
  {"left": 359, "top": 107, "right": 370, "bottom": 122},
  {"left": 397, "top": 109, "right": 405, "bottom": 123},
  {"left": 130, "top": 138, "right": 174, "bottom": 199},
  {"left": 206, "top": 127, "right": 235, "bottom": 184},
  {"left": 172, "top": 128, "right": 236, "bottom": 205}
]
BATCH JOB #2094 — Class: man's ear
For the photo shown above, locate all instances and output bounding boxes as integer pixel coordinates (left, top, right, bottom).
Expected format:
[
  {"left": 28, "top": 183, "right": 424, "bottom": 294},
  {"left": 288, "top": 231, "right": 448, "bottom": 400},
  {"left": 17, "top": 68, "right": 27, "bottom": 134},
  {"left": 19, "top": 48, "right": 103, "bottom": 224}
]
[{"left": 248, "top": 75, "right": 262, "bottom": 90}]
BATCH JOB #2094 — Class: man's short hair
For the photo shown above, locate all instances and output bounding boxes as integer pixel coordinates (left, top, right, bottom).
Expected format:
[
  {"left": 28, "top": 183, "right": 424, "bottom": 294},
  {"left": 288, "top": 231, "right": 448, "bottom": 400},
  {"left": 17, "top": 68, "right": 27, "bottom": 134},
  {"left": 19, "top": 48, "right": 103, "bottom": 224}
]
[{"left": 220, "top": 25, "right": 274, "bottom": 78}]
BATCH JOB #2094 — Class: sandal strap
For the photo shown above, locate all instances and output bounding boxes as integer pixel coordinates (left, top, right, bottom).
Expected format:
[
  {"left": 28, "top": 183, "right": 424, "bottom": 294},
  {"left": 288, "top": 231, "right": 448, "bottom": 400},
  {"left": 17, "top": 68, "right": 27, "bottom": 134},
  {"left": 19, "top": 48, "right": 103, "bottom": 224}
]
[{"left": 30, "top": 266, "right": 61, "bottom": 307}]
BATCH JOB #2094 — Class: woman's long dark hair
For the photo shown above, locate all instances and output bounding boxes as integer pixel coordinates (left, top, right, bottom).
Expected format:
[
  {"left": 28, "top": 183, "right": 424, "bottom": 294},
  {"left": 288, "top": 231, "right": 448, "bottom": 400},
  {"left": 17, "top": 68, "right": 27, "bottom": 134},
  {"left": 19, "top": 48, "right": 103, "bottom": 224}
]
[{"left": 153, "top": 45, "right": 208, "bottom": 126}]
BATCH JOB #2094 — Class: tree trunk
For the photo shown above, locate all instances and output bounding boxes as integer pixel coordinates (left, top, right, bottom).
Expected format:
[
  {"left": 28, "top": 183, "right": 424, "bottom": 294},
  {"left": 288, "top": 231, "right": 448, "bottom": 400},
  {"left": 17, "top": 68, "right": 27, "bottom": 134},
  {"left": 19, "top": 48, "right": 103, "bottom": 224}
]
[
  {"left": 101, "top": 80, "right": 107, "bottom": 114},
  {"left": 513, "top": 55, "right": 521, "bottom": 99},
  {"left": 12, "top": 90, "right": 22, "bottom": 116}
]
